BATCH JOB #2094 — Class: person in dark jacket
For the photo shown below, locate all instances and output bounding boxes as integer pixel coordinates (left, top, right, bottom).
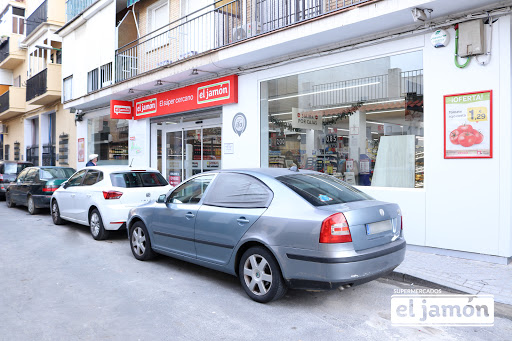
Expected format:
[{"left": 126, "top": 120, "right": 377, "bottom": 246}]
[{"left": 86, "top": 154, "right": 98, "bottom": 167}]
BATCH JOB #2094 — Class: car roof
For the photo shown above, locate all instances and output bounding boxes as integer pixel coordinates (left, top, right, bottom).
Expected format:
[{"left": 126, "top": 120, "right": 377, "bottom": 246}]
[
  {"left": 215, "top": 168, "right": 319, "bottom": 178},
  {"left": 83, "top": 165, "right": 160, "bottom": 174}
]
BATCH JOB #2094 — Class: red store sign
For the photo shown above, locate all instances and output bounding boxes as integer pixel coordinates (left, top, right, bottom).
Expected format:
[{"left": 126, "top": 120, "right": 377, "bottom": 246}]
[
  {"left": 110, "top": 100, "right": 133, "bottom": 119},
  {"left": 110, "top": 75, "right": 238, "bottom": 120}
]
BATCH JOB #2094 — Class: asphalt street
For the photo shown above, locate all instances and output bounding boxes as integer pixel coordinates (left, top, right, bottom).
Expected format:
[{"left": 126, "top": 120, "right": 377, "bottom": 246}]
[{"left": 1, "top": 203, "right": 511, "bottom": 341}]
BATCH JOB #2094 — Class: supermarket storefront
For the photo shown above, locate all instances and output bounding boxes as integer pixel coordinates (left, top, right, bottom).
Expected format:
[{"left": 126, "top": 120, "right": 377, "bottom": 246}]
[{"left": 113, "top": 76, "right": 237, "bottom": 186}]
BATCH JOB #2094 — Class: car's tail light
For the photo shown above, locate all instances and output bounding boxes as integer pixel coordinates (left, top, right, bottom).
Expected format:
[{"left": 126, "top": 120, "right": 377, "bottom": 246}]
[
  {"left": 103, "top": 190, "right": 123, "bottom": 199},
  {"left": 42, "top": 185, "right": 59, "bottom": 192},
  {"left": 320, "top": 213, "right": 352, "bottom": 243},
  {"left": 0, "top": 174, "right": 3, "bottom": 180}
]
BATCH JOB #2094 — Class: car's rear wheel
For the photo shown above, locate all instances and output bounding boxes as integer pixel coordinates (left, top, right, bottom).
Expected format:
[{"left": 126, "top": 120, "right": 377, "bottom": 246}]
[
  {"left": 5, "top": 192, "right": 15, "bottom": 208},
  {"left": 27, "top": 196, "right": 39, "bottom": 215},
  {"left": 89, "top": 209, "right": 109, "bottom": 240},
  {"left": 129, "top": 221, "right": 156, "bottom": 261},
  {"left": 51, "top": 200, "right": 64, "bottom": 225},
  {"left": 238, "top": 246, "right": 287, "bottom": 303}
]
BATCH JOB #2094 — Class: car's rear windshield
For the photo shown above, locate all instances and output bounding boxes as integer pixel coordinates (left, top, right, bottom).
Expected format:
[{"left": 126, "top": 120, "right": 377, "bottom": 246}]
[
  {"left": 40, "top": 168, "right": 76, "bottom": 179},
  {"left": 3, "top": 163, "right": 31, "bottom": 174},
  {"left": 110, "top": 172, "right": 168, "bottom": 188},
  {"left": 277, "top": 173, "right": 373, "bottom": 206}
]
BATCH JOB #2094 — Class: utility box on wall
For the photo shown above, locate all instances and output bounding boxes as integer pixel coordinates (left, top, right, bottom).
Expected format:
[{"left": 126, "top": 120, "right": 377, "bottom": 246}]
[{"left": 458, "top": 20, "right": 484, "bottom": 57}]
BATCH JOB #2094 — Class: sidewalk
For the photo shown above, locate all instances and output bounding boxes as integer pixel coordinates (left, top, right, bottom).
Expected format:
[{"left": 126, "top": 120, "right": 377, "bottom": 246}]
[{"left": 389, "top": 249, "right": 512, "bottom": 305}]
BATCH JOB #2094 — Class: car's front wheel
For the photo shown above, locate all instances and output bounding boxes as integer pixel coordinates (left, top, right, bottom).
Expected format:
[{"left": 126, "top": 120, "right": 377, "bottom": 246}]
[
  {"left": 129, "top": 221, "right": 156, "bottom": 261},
  {"left": 89, "top": 209, "right": 109, "bottom": 240},
  {"left": 51, "top": 200, "right": 64, "bottom": 225},
  {"left": 5, "top": 192, "right": 15, "bottom": 208},
  {"left": 27, "top": 195, "right": 39, "bottom": 215},
  {"left": 238, "top": 246, "right": 287, "bottom": 303}
]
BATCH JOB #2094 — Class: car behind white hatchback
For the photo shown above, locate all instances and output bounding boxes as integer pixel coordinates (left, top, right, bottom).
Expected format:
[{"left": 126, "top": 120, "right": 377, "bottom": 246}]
[{"left": 51, "top": 166, "right": 172, "bottom": 240}]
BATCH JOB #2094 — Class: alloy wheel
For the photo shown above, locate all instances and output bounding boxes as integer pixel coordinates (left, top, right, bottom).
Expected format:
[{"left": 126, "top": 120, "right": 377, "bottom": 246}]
[
  {"left": 131, "top": 226, "right": 146, "bottom": 256},
  {"left": 28, "top": 197, "right": 35, "bottom": 214},
  {"left": 90, "top": 212, "right": 100, "bottom": 237},
  {"left": 243, "top": 254, "right": 273, "bottom": 296}
]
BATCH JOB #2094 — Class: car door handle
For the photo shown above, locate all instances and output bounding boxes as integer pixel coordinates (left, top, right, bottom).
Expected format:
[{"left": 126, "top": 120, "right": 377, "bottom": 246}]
[
  {"left": 86, "top": 194, "right": 91, "bottom": 197},
  {"left": 185, "top": 212, "right": 195, "bottom": 219},
  {"left": 237, "top": 217, "right": 250, "bottom": 224},
  {"left": 71, "top": 194, "right": 75, "bottom": 198}
]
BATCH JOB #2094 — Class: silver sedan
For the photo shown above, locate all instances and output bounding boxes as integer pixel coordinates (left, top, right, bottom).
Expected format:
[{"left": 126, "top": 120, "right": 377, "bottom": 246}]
[{"left": 127, "top": 168, "right": 406, "bottom": 303}]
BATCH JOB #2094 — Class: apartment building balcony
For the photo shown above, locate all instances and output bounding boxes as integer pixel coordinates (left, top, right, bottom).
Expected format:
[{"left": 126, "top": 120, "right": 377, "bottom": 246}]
[
  {"left": 0, "top": 36, "right": 26, "bottom": 70},
  {"left": 65, "top": 0, "right": 97, "bottom": 22},
  {"left": 26, "top": 64, "right": 62, "bottom": 105},
  {"left": 115, "top": 0, "right": 373, "bottom": 83},
  {"left": 0, "top": 87, "right": 26, "bottom": 121},
  {"left": 26, "top": 0, "right": 65, "bottom": 38}
]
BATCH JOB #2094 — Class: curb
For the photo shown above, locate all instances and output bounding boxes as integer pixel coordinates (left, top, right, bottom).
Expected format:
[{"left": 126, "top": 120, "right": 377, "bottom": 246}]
[{"left": 385, "top": 271, "right": 471, "bottom": 295}]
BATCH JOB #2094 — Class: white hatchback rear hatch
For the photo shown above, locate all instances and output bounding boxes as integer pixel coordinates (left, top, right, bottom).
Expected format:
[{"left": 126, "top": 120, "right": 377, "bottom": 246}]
[{"left": 109, "top": 170, "right": 171, "bottom": 207}]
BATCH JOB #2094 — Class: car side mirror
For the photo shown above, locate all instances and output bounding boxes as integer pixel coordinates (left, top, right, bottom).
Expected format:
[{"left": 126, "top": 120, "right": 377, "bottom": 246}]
[
  {"left": 156, "top": 194, "right": 166, "bottom": 203},
  {"left": 62, "top": 181, "right": 69, "bottom": 189}
]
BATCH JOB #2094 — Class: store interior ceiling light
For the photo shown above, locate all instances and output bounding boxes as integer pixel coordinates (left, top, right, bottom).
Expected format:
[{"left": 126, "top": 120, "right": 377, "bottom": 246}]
[
  {"left": 313, "top": 104, "right": 352, "bottom": 111},
  {"left": 267, "top": 82, "right": 381, "bottom": 102},
  {"left": 366, "top": 108, "right": 405, "bottom": 115},
  {"left": 270, "top": 112, "right": 293, "bottom": 116}
]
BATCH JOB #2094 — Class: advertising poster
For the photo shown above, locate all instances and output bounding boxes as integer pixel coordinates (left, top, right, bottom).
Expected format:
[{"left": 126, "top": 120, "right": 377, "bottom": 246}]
[
  {"left": 168, "top": 171, "right": 181, "bottom": 187},
  {"left": 444, "top": 90, "right": 492, "bottom": 159},
  {"left": 77, "top": 138, "right": 85, "bottom": 162}
]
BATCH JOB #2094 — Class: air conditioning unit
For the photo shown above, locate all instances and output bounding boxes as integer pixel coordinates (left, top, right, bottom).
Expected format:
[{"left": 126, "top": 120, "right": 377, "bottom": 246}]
[
  {"left": 248, "top": 22, "right": 262, "bottom": 36},
  {"left": 232, "top": 26, "right": 247, "bottom": 42},
  {"left": 0, "top": 124, "right": 7, "bottom": 134}
]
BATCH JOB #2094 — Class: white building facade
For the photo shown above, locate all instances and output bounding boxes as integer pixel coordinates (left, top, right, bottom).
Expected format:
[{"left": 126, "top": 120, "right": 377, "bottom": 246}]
[{"left": 58, "top": 0, "right": 512, "bottom": 264}]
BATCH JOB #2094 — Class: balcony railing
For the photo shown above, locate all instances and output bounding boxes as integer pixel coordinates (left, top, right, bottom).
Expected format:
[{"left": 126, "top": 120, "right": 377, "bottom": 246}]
[
  {"left": 42, "top": 144, "right": 56, "bottom": 166},
  {"left": 26, "top": 145, "right": 39, "bottom": 166},
  {"left": 26, "top": 0, "right": 48, "bottom": 37},
  {"left": 115, "top": 0, "right": 374, "bottom": 82},
  {"left": 0, "top": 38, "right": 9, "bottom": 64},
  {"left": 0, "top": 91, "right": 9, "bottom": 114},
  {"left": 66, "top": 0, "right": 97, "bottom": 22},
  {"left": 27, "top": 68, "right": 47, "bottom": 102}
]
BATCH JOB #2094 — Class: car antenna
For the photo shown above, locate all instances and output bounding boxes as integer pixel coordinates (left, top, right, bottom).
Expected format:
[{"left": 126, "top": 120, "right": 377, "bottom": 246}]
[{"left": 129, "top": 158, "right": 134, "bottom": 167}]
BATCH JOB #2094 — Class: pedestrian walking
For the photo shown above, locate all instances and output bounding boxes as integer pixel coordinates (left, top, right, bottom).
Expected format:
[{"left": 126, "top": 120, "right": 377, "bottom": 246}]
[{"left": 86, "top": 154, "right": 98, "bottom": 167}]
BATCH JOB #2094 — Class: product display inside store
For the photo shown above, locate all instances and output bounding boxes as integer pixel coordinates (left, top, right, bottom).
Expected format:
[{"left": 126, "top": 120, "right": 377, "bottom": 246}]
[
  {"left": 261, "top": 50, "right": 424, "bottom": 188},
  {"left": 87, "top": 116, "right": 129, "bottom": 165}
]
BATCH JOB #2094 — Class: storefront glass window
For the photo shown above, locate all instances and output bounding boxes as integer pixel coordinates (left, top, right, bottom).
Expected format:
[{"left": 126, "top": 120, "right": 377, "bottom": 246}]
[
  {"left": 87, "top": 115, "right": 129, "bottom": 165},
  {"left": 261, "top": 50, "right": 424, "bottom": 188}
]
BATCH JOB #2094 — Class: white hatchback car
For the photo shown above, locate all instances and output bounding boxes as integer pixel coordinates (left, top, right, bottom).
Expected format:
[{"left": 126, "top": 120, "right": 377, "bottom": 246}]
[{"left": 51, "top": 166, "right": 172, "bottom": 240}]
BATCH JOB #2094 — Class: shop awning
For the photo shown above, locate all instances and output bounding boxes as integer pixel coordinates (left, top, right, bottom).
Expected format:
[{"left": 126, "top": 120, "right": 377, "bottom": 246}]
[{"left": 127, "top": 0, "right": 140, "bottom": 8}]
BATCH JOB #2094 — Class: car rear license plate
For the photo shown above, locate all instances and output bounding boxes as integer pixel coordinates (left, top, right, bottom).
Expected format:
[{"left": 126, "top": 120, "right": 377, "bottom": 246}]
[{"left": 366, "top": 220, "right": 392, "bottom": 235}]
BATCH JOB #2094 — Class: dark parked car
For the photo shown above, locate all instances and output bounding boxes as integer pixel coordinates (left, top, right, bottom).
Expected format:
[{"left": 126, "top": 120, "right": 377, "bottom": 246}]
[
  {"left": 6, "top": 166, "right": 76, "bottom": 214},
  {"left": 126, "top": 168, "right": 406, "bottom": 303},
  {"left": 0, "top": 161, "right": 33, "bottom": 200}
]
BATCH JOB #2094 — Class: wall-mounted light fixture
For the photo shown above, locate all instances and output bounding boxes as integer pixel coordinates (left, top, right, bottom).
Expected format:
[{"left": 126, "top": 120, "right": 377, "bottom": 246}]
[
  {"left": 155, "top": 80, "right": 179, "bottom": 86},
  {"left": 190, "top": 69, "right": 218, "bottom": 76}
]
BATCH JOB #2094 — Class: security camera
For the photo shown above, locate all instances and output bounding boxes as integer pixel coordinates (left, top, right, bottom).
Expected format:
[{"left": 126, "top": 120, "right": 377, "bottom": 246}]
[{"left": 411, "top": 8, "right": 427, "bottom": 22}]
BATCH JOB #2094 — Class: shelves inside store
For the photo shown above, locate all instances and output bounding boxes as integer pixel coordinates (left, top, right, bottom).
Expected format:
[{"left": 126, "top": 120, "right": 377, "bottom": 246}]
[
  {"left": 415, "top": 146, "right": 424, "bottom": 188},
  {"left": 269, "top": 155, "right": 285, "bottom": 168}
]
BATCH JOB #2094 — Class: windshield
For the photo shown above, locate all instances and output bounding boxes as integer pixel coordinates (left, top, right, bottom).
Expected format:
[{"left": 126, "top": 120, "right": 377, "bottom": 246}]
[
  {"left": 40, "top": 168, "right": 76, "bottom": 179},
  {"left": 110, "top": 172, "right": 168, "bottom": 188},
  {"left": 277, "top": 173, "right": 373, "bottom": 206},
  {"left": 4, "top": 163, "right": 17, "bottom": 174}
]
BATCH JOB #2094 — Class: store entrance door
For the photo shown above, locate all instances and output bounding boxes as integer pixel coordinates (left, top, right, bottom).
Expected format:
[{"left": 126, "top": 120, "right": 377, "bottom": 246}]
[{"left": 151, "top": 117, "right": 222, "bottom": 186}]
